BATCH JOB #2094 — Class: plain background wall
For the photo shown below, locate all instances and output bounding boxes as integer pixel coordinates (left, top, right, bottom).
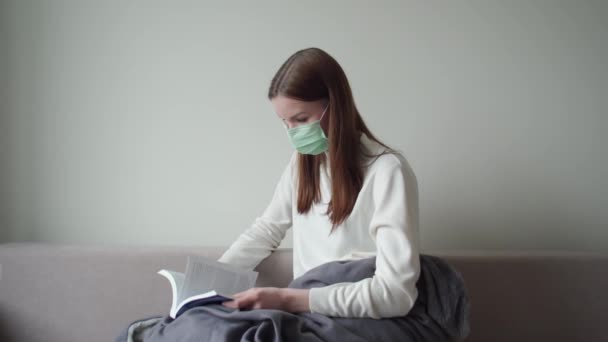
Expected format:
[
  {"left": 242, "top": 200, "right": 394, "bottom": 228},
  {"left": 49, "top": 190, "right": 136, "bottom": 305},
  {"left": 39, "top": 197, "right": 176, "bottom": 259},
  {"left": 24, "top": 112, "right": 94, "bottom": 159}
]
[
  {"left": 1, "top": 0, "right": 606, "bottom": 251},
  {"left": 1, "top": 0, "right": 11, "bottom": 244}
]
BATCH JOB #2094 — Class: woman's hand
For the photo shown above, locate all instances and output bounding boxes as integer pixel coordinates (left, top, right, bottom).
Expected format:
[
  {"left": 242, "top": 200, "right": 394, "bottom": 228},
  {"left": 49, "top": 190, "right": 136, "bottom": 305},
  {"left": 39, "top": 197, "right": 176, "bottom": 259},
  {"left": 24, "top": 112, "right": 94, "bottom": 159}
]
[{"left": 222, "top": 287, "right": 310, "bottom": 313}]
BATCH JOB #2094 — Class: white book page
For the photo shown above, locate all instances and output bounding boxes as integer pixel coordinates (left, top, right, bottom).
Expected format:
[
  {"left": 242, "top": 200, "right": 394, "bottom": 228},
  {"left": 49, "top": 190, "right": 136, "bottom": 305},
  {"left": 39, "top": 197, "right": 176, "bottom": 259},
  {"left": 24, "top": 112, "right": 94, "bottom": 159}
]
[
  {"left": 179, "top": 256, "right": 258, "bottom": 304},
  {"left": 157, "top": 270, "right": 185, "bottom": 314}
]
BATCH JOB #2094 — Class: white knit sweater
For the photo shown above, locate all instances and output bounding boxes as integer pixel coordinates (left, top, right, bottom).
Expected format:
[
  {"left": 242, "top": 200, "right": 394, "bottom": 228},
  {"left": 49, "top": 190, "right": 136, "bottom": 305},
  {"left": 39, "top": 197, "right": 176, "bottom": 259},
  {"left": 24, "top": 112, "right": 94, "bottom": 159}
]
[{"left": 217, "top": 132, "right": 421, "bottom": 319}]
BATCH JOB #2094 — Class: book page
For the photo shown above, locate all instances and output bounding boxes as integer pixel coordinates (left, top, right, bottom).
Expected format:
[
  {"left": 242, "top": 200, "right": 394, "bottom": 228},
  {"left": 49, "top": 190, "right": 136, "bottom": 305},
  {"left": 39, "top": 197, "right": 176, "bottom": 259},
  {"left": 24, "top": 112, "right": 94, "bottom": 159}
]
[
  {"left": 157, "top": 270, "right": 185, "bottom": 314},
  {"left": 163, "top": 270, "right": 185, "bottom": 304},
  {"left": 179, "top": 256, "right": 258, "bottom": 304},
  {"left": 163, "top": 271, "right": 185, "bottom": 291}
]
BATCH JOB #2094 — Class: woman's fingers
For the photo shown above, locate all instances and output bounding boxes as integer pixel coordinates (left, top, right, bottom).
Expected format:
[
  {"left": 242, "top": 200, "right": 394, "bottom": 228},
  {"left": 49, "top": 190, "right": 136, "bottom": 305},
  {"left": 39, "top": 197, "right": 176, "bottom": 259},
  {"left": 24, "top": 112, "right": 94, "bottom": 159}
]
[
  {"left": 237, "top": 293, "right": 257, "bottom": 309},
  {"left": 231, "top": 290, "right": 246, "bottom": 298},
  {"left": 223, "top": 290, "right": 253, "bottom": 309},
  {"left": 222, "top": 287, "right": 269, "bottom": 310},
  {"left": 222, "top": 300, "right": 236, "bottom": 308}
]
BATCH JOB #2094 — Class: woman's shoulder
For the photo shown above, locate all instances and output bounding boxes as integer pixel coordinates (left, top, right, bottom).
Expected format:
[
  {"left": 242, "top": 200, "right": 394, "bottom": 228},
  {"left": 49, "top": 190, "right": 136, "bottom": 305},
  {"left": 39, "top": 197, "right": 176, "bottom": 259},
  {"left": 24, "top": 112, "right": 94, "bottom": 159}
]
[
  {"left": 361, "top": 137, "right": 416, "bottom": 180},
  {"left": 368, "top": 151, "right": 413, "bottom": 175}
]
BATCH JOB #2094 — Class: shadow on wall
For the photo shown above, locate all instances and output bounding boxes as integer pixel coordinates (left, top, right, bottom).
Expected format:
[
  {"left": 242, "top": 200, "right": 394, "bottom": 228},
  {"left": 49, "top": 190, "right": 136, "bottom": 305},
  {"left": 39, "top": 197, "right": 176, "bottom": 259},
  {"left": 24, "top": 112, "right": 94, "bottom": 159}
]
[
  {"left": 0, "top": 29, "right": 7, "bottom": 243},
  {"left": 0, "top": 94, "right": 8, "bottom": 243},
  {"left": 0, "top": 92, "right": 6, "bottom": 243},
  {"left": 0, "top": 0, "right": 10, "bottom": 243}
]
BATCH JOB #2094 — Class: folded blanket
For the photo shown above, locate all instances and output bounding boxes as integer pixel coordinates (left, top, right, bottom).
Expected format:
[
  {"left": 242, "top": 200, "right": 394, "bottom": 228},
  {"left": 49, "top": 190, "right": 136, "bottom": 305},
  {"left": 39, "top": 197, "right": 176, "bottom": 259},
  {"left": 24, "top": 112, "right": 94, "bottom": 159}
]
[{"left": 116, "top": 254, "right": 470, "bottom": 342}]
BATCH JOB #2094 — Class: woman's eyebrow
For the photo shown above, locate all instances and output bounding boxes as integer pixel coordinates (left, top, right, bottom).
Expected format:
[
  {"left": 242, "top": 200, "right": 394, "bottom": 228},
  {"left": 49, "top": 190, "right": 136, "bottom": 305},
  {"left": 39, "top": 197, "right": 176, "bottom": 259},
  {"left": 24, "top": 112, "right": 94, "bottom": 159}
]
[{"left": 288, "top": 111, "right": 308, "bottom": 120}]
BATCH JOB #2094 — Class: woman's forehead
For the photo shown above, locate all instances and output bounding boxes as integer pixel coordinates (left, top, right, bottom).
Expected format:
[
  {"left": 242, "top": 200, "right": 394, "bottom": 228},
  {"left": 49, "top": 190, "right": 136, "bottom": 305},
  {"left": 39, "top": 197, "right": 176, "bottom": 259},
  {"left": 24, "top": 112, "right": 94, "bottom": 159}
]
[{"left": 272, "top": 96, "right": 316, "bottom": 119}]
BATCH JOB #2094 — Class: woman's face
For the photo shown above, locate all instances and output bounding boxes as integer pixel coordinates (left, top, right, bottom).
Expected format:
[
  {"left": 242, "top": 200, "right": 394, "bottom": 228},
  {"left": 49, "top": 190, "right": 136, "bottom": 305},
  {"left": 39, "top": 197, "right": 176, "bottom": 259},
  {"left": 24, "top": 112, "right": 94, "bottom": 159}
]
[{"left": 271, "top": 96, "right": 329, "bottom": 131}]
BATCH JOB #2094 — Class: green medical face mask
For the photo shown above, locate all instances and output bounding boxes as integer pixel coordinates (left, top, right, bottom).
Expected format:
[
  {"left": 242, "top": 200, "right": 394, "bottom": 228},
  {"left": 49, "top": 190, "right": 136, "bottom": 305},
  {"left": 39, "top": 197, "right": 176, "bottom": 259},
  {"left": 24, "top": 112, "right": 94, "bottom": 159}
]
[{"left": 285, "top": 104, "right": 329, "bottom": 155}]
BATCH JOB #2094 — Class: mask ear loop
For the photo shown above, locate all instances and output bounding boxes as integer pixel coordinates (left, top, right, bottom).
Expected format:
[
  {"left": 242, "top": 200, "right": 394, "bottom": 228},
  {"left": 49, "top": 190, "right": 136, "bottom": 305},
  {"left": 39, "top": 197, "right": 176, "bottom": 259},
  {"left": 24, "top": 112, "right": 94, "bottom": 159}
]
[
  {"left": 319, "top": 103, "right": 329, "bottom": 121},
  {"left": 318, "top": 103, "right": 330, "bottom": 142}
]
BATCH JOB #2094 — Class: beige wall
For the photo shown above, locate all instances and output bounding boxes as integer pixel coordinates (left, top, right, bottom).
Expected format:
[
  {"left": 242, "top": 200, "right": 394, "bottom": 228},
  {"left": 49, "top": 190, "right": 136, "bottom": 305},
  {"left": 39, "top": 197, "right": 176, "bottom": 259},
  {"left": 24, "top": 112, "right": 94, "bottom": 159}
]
[{"left": 1, "top": 0, "right": 607, "bottom": 251}]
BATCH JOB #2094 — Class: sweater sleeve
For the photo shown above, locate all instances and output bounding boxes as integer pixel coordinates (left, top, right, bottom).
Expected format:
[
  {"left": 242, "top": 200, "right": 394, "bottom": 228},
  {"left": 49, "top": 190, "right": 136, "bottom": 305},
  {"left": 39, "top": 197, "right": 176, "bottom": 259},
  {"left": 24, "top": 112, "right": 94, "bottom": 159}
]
[
  {"left": 217, "top": 152, "right": 296, "bottom": 270},
  {"left": 308, "top": 155, "right": 421, "bottom": 319}
]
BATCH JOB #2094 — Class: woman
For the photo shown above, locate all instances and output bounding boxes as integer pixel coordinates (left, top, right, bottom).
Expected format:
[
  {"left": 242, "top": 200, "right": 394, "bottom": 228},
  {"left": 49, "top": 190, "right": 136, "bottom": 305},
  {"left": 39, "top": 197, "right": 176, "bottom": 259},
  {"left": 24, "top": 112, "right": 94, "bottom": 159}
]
[{"left": 219, "top": 47, "right": 421, "bottom": 319}]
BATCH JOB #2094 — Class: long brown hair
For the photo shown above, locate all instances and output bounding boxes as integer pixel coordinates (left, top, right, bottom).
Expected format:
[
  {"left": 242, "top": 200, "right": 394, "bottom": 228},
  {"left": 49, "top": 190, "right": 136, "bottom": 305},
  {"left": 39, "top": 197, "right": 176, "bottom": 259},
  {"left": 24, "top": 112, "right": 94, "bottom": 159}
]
[{"left": 268, "top": 48, "right": 394, "bottom": 233}]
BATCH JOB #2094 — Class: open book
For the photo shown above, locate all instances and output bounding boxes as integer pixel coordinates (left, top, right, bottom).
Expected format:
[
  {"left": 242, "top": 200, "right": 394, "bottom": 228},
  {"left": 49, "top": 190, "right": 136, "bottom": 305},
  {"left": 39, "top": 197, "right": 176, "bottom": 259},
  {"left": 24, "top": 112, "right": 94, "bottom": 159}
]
[{"left": 157, "top": 256, "right": 258, "bottom": 319}]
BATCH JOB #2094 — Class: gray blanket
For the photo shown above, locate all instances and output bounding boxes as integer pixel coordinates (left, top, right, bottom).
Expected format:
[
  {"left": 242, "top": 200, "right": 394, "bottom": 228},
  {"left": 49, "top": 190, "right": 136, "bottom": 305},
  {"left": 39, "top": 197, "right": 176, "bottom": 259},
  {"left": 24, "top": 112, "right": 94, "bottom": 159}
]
[{"left": 116, "top": 254, "right": 470, "bottom": 342}]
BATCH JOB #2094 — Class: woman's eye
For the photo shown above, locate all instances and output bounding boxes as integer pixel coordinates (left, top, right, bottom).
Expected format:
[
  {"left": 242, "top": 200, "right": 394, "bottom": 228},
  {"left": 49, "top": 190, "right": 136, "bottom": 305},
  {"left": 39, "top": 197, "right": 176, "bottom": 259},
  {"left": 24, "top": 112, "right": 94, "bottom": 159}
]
[{"left": 296, "top": 118, "right": 308, "bottom": 123}]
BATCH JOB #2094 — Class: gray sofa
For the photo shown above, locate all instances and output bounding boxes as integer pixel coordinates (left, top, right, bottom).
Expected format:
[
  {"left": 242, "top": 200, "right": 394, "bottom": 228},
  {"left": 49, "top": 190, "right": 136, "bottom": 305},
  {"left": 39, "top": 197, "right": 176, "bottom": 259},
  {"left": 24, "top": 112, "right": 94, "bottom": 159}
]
[{"left": 0, "top": 242, "right": 606, "bottom": 342}]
